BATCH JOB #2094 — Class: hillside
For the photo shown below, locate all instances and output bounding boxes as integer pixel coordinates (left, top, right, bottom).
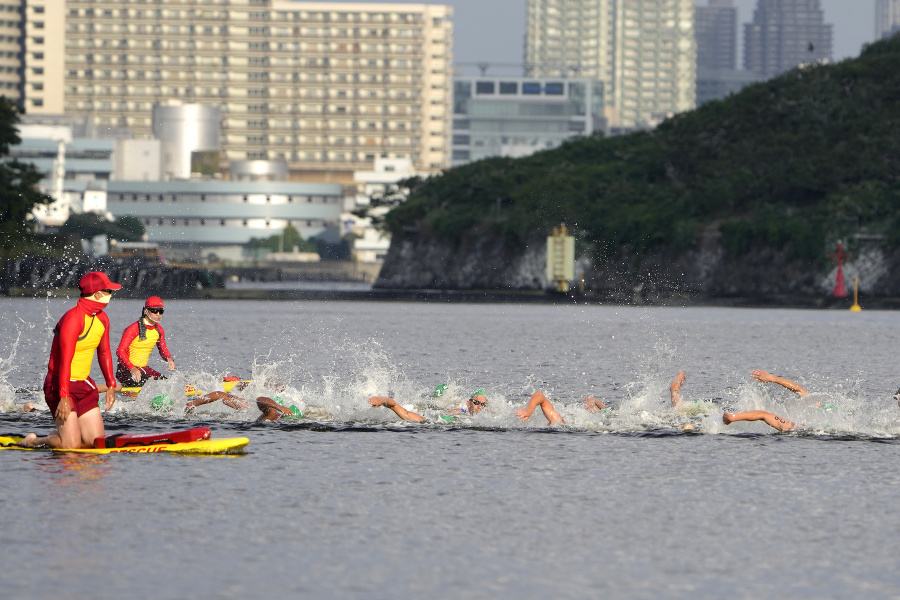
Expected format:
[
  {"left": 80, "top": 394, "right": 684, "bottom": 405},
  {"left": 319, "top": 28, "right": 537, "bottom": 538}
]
[{"left": 377, "top": 36, "right": 900, "bottom": 295}]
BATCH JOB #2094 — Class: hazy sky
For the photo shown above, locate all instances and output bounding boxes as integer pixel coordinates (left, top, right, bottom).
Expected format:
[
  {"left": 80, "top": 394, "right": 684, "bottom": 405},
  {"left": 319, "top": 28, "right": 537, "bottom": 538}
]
[{"left": 339, "top": 0, "right": 877, "bottom": 67}]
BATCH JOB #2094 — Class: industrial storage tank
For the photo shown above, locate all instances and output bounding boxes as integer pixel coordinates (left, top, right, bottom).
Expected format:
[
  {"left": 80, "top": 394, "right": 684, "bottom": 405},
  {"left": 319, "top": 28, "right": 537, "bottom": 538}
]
[{"left": 152, "top": 102, "right": 221, "bottom": 180}]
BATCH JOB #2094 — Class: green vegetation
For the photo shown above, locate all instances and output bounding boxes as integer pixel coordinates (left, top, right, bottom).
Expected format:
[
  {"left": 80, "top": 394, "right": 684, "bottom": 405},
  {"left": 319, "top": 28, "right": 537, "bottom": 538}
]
[
  {"left": 247, "top": 225, "right": 317, "bottom": 254},
  {"left": 0, "top": 97, "right": 53, "bottom": 257},
  {"left": 60, "top": 213, "right": 146, "bottom": 242},
  {"left": 385, "top": 36, "right": 900, "bottom": 265}
]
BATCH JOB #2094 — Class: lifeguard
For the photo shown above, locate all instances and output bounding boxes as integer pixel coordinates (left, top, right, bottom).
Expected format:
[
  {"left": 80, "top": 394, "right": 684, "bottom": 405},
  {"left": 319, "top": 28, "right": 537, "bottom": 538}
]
[
  {"left": 116, "top": 296, "right": 176, "bottom": 387},
  {"left": 19, "top": 271, "right": 121, "bottom": 448}
]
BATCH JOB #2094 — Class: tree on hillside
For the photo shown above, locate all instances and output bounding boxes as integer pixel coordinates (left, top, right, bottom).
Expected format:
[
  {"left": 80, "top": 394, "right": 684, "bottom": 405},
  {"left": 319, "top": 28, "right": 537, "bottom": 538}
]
[
  {"left": 352, "top": 176, "right": 424, "bottom": 229},
  {"left": 60, "top": 213, "right": 146, "bottom": 242},
  {"left": 0, "top": 97, "right": 53, "bottom": 252},
  {"left": 246, "top": 225, "right": 317, "bottom": 254}
]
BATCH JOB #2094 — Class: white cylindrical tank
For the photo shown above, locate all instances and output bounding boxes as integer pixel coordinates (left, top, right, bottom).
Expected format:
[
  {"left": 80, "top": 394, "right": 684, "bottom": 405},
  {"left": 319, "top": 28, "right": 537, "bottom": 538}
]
[{"left": 152, "top": 102, "right": 220, "bottom": 180}]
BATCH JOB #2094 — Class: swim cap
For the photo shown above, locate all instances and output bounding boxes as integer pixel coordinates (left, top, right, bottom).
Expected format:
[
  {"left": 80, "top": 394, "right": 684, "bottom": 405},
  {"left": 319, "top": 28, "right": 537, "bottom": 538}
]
[
  {"left": 150, "top": 394, "right": 173, "bottom": 412},
  {"left": 434, "top": 384, "right": 448, "bottom": 398},
  {"left": 288, "top": 405, "right": 303, "bottom": 418},
  {"left": 144, "top": 296, "right": 164, "bottom": 309},
  {"left": 470, "top": 388, "right": 486, "bottom": 399}
]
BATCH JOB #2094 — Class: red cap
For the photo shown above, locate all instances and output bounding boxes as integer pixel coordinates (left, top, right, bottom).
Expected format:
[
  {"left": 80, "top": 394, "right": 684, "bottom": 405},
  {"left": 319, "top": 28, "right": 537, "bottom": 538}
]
[
  {"left": 144, "top": 296, "right": 164, "bottom": 308},
  {"left": 78, "top": 271, "right": 122, "bottom": 294}
]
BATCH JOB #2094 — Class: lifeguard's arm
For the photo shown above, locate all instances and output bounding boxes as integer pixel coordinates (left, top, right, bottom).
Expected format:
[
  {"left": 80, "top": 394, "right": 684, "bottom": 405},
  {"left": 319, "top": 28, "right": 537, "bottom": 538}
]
[
  {"left": 156, "top": 325, "right": 175, "bottom": 369},
  {"left": 515, "top": 391, "right": 564, "bottom": 425},
  {"left": 116, "top": 322, "right": 139, "bottom": 370},
  {"left": 368, "top": 396, "right": 425, "bottom": 422},
  {"left": 723, "top": 410, "right": 795, "bottom": 432},
  {"left": 751, "top": 370, "right": 809, "bottom": 397}
]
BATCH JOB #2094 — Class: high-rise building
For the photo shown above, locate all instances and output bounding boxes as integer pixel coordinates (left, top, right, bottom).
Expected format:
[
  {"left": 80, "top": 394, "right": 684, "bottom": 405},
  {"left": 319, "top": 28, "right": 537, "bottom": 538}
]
[
  {"left": 876, "top": 0, "right": 900, "bottom": 39},
  {"left": 0, "top": 0, "right": 23, "bottom": 104},
  {"left": 525, "top": 0, "right": 695, "bottom": 130},
  {"left": 24, "top": 1, "right": 454, "bottom": 184},
  {"left": 696, "top": 0, "right": 737, "bottom": 71},
  {"left": 744, "top": 0, "right": 832, "bottom": 79}
]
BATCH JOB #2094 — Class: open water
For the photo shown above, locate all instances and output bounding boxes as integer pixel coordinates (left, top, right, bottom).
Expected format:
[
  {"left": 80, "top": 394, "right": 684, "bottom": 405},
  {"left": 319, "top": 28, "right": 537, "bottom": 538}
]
[{"left": 2, "top": 298, "right": 900, "bottom": 599}]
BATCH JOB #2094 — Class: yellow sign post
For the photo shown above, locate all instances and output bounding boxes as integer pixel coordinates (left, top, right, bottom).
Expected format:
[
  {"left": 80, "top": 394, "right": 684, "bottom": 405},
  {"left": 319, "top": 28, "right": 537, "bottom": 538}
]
[
  {"left": 546, "top": 224, "right": 575, "bottom": 293},
  {"left": 850, "top": 277, "right": 862, "bottom": 312}
]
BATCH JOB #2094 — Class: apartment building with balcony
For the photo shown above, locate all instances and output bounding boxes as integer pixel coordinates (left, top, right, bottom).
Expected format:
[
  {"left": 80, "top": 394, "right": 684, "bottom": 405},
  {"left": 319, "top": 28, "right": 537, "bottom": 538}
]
[{"left": 24, "top": 1, "right": 453, "bottom": 184}]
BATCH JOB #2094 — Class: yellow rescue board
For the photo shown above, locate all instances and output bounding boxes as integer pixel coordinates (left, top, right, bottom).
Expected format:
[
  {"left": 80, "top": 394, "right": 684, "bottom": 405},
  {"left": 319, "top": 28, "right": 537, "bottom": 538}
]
[
  {"left": 0, "top": 435, "right": 249, "bottom": 455},
  {"left": 120, "top": 379, "right": 251, "bottom": 397}
]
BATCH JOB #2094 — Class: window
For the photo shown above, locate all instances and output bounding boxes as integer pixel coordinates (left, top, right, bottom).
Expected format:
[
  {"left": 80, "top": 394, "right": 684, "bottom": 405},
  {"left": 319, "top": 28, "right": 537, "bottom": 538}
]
[
  {"left": 499, "top": 81, "right": 518, "bottom": 94},
  {"left": 523, "top": 82, "right": 541, "bottom": 94},
  {"left": 475, "top": 81, "right": 494, "bottom": 94},
  {"left": 545, "top": 82, "right": 564, "bottom": 95}
]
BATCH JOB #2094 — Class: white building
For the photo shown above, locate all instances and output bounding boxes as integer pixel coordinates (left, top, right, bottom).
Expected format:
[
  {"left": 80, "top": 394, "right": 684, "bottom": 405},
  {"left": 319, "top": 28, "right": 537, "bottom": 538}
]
[{"left": 524, "top": 0, "right": 695, "bottom": 129}]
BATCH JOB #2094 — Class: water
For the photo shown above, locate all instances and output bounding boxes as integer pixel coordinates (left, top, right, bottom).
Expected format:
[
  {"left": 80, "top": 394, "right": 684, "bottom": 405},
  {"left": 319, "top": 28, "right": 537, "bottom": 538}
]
[{"left": 2, "top": 298, "right": 900, "bottom": 598}]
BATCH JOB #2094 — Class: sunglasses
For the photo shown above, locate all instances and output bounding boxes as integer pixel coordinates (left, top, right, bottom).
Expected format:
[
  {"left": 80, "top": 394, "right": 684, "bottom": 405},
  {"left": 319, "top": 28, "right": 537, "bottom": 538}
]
[
  {"left": 146, "top": 308, "right": 164, "bottom": 315},
  {"left": 469, "top": 398, "right": 486, "bottom": 406}
]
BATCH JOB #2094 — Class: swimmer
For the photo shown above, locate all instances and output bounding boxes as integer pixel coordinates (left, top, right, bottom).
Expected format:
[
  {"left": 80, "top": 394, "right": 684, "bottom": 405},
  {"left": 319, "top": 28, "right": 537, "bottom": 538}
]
[
  {"left": 670, "top": 369, "right": 687, "bottom": 407},
  {"left": 19, "top": 272, "right": 121, "bottom": 449},
  {"left": 584, "top": 396, "right": 607, "bottom": 412},
  {"left": 369, "top": 387, "right": 489, "bottom": 422},
  {"left": 151, "top": 391, "right": 300, "bottom": 422},
  {"left": 116, "top": 296, "right": 176, "bottom": 388}
]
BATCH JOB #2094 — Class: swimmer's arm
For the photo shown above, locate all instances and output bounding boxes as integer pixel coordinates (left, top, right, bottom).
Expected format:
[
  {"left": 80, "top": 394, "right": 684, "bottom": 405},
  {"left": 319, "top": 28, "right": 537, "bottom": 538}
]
[
  {"left": 751, "top": 370, "right": 809, "bottom": 397},
  {"left": 185, "top": 391, "right": 247, "bottom": 413},
  {"left": 368, "top": 396, "right": 425, "bottom": 422},
  {"left": 584, "top": 396, "right": 606, "bottom": 412},
  {"left": 515, "top": 391, "right": 564, "bottom": 425}
]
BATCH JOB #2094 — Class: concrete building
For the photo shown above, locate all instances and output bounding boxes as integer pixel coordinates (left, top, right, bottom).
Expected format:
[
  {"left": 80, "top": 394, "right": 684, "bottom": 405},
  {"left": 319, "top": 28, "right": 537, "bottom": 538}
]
[
  {"left": 105, "top": 180, "right": 343, "bottom": 249},
  {"left": 451, "top": 76, "right": 604, "bottom": 166},
  {"left": 696, "top": 0, "right": 737, "bottom": 71},
  {"left": 0, "top": 0, "right": 22, "bottom": 104},
  {"left": 23, "top": 1, "right": 453, "bottom": 184},
  {"left": 744, "top": 0, "right": 832, "bottom": 79},
  {"left": 877, "top": 0, "right": 900, "bottom": 39},
  {"left": 524, "top": 0, "right": 695, "bottom": 130}
]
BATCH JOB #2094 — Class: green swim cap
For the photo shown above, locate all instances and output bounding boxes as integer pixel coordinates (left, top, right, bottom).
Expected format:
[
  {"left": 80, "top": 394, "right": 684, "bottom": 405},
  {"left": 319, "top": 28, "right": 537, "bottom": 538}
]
[
  {"left": 274, "top": 396, "right": 283, "bottom": 405},
  {"left": 434, "top": 384, "right": 448, "bottom": 398},
  {"left": 470, "top": 388, "right": 486, "bottom": 399},
  {"left": 822, "top": 403, "right": 837, "bottom": 412},
  {"left": 150, "top": 394, "right": 173, "bottom": 412},
  {"left": 288, "top": 405, "right": 303, "bottom": 418}
]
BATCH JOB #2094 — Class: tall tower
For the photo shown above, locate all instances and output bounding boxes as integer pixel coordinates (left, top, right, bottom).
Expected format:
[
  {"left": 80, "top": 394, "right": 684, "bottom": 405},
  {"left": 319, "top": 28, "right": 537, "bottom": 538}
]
[
  {"left": 744, "top": 0, "right": 832, "bottom": 79},
  {"left": 696, "top": 0, "right": 737, "bottom": 71},
  {"left": 525, "top": 0, "right": 695, "bottom": 130},
  {"left": 876, "top": 0, "right": 900, "bottom": 39}
]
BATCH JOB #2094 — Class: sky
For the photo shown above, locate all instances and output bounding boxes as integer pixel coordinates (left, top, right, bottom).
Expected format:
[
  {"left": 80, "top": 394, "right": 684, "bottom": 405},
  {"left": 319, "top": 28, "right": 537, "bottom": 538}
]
[{"left": 338, "top": 0, "right": 877, "bottom": 69}]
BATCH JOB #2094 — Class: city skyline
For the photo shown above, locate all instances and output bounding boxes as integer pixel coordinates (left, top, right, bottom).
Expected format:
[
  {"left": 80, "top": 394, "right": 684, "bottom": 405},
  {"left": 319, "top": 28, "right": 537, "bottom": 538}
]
[{"left": 343, "top": 0, "right": 876, "bottom": 67}]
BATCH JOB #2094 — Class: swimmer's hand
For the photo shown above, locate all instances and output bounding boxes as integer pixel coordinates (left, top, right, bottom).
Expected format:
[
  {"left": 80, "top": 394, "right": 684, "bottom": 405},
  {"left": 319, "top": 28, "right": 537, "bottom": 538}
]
[
  {"left": 750, "top": 370, "right": 776, "bottom": 383},
  {"left": 167, "top": 358, "right": 176, "bottom": 372},
  {"left": 515, "top": 408, "right": 533, "bottom": 421},
  {"left": 584, "top": 396, "right": 606, "bottom": 413},
  {"left": 368, "top": 396, "right": 390, "bottom": 408},
  {"left": 130, "top": 366, "right": 143, "bottom": 382}
]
